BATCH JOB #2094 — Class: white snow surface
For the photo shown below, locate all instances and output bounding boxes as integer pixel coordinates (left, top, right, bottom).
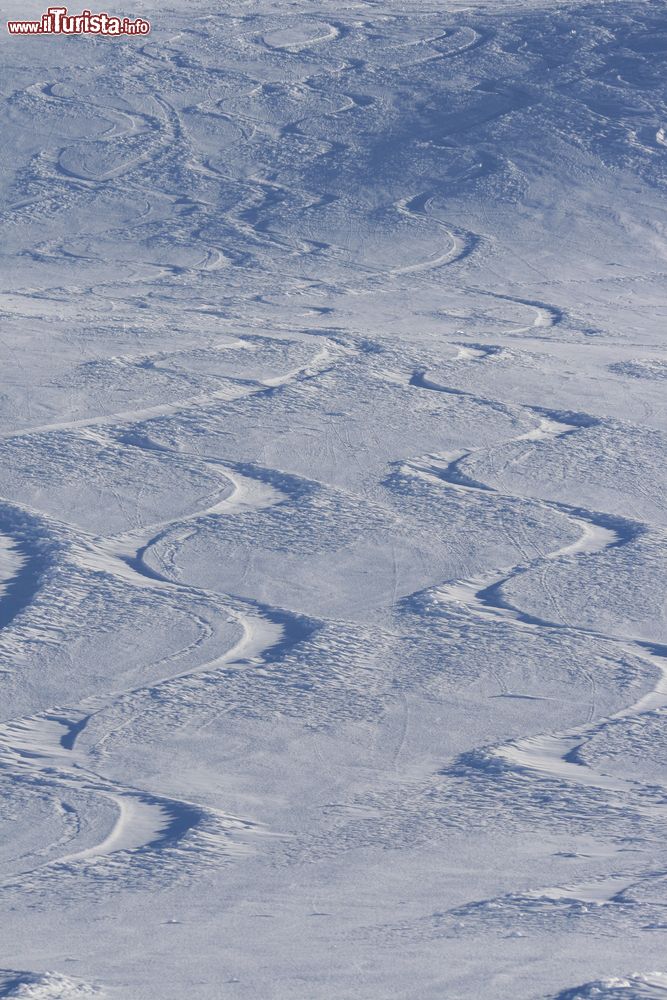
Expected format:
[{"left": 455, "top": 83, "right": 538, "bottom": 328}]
[{"left": 1, "top": 0, "right": 667, "bottom": 997}]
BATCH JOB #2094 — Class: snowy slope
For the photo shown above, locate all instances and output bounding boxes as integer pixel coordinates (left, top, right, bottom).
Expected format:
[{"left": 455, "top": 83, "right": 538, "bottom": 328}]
[{"left": 1, "top": 0, "right": 667, "bottom": 997}]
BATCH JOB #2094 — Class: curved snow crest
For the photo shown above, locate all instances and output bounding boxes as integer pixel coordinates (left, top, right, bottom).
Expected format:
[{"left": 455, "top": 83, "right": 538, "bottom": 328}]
[
  {"left": 551, "top": 972, "right": 667, "bottom": 999},
  {"left": 0, "top": 588, "right": 316, "bottom": 885},
  {"left": 409, "top": 367, "right": 601, "bottom": 435},
  {"left": 2, "top": 1, "right": 667, "bottom": 988},
  {"left": 395, "top": 421, "right": 667, "bottom": 933},
  {"left": 406, "top": 443, "right": 662, "bottom": 794},
  {"left": 77, "top": 459, "right": 289, "bottom": 592},
  {"left": 0, "top": 971, "right": 101, "bottom": 998},
  {"left": 392, "top": 375, "right": 667, "bottom": 929},
  {"left": 0, "top": 423, "right": 320, "bottom": 884},
  {"left": 0, "top": 710, "right": 261, "bottom": 889},
  {"left": 478, "top": 291, "right": 565, "bottom": 335},
  {"left": 395, "top": 361, "right": 667, "bottom": 914},
  {"left": 0, "top": 336, "right": 347, "bottom": 444},
  {"left": 393, "top": 193, "right": 479, "bottom": 274}
]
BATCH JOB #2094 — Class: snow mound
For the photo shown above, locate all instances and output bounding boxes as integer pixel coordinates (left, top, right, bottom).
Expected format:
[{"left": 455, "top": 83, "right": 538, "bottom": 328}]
[
  {"left": 0, "top": 971, "right": 101, "bottom": 999},
  {"left": 554, "top": 973, "right": 667, "bottom": 999}
]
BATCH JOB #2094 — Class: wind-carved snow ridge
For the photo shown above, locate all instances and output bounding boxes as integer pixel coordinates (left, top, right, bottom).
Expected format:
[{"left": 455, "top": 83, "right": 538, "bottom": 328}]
[
  {"left": 477, "top": 291, "right": 565, "bottom": 336},
  {"left": 0, "top": 971, "right": 101, "bottom": 998},
  {"left": 0, "top": 555, "right": 317, "bottom": 884},
  {"left": 403, "top": 364, "right": 667, "bottom": 912},
  {"left": 0, "top": 336, "right": 348, "bottom": 443},
  {"left": 0, "top": 614, "right": 257, "bottom": 886},
  {"left": 392, "top": 193, "right": 479, "bottom": 275},
  {"left": 3, "top": 0, "right": 667, "bottom": 992},
  {"left": 0, "top": 376, "right": 324, "bottom": 886},
  {"left": 550, "top": 973, "right": 667, "bottom": 999}
]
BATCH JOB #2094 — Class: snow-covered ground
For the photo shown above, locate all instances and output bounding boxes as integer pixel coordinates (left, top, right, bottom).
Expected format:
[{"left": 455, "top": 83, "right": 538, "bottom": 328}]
[{"left": 1, "top": 0, "right": 667, "bottom": 996}]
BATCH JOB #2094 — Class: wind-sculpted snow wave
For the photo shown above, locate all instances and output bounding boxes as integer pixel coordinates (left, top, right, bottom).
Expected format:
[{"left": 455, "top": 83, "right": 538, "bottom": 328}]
[
  {"left": 0, "top": 420, "right": 323, "bottom": 885},
  {"left": 282, "top": 363, "right": 667, "bottom": 947},
  {"left": 1, "top": 0, "right": 667, "bottom": 996}
]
